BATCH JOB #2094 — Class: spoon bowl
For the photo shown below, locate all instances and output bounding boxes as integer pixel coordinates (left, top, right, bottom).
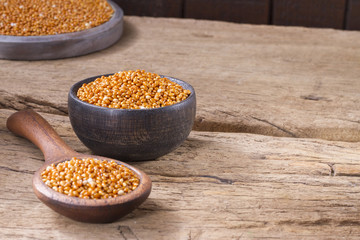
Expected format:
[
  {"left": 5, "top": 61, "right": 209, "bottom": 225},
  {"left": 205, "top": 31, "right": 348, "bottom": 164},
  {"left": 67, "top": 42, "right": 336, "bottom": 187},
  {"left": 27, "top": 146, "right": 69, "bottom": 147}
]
[{"left": 7, "top": 109, "right": 152, "bottom": 223}]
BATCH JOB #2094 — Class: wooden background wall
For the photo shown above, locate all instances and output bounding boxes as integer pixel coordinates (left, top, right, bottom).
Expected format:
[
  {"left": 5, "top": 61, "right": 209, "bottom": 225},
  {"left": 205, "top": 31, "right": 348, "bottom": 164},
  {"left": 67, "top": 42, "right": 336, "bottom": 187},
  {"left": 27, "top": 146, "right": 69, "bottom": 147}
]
[{"left": 113, "top": 0, "right": 360, "bottom": 30}]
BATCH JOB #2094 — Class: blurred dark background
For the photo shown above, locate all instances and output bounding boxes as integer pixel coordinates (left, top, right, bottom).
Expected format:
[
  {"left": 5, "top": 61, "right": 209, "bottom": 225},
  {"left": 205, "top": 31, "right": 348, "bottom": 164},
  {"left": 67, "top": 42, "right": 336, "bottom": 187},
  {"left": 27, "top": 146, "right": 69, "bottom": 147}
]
[{"left": 112, "top": 0, "right": 360, "bottom": 30}]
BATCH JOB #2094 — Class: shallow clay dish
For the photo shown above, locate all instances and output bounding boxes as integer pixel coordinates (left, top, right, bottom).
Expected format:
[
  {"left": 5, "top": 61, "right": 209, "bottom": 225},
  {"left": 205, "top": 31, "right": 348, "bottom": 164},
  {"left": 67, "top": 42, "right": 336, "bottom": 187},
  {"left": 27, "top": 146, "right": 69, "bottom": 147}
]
[
  {"left": 68, "top": 74, "right": 196, "bottom": 161},
  {"left": 0, "top": 0, "right": 123, "bottom": 60}
]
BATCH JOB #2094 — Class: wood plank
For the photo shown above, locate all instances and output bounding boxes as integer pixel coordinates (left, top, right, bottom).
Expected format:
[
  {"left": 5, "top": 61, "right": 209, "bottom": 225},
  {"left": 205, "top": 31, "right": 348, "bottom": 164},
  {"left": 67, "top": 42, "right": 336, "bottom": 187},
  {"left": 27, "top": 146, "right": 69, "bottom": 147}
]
[
  {"left": 112, "top": 0, "right": 183, "bottom": 17},
  {"left": 1, "top": 17, "right": 360, "bottom": 142},
  {"left": 2, "top": 109, "right": 360, "bottom": 239},
  {"left": 184, "top": 0, "right": 270, "bottom": 24},
  {"left": 346, "top": 0, "right": 360, "bottom": 30},
  {"left": 273, "top": 0, "right": 346, "bottom": 29}
]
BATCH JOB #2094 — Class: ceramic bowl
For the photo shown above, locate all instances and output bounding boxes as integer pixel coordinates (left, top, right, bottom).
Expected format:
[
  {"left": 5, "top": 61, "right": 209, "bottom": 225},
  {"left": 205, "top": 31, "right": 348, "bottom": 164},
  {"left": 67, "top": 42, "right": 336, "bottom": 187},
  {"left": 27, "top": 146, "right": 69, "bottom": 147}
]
[
  {"left": 0, "top": 0, "right": 123, "bottom": 60},
  {"left": 68, "top": 74, "right": 196, "bottom": 161}
]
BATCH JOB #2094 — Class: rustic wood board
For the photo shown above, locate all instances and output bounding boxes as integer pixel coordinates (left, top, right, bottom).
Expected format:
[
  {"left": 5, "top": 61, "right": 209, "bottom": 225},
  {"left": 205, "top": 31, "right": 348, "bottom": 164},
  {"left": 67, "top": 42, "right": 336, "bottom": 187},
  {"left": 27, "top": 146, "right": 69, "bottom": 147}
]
[
  {"left": 272, "top": 0, "right": 346, "bottom": 29},
  {"left": 346, "top": 0, "right": 360, "bottom": 30},
  {"left": 1, "top": 17, "right": 360, "bottom": 141},
  {"left": 184, "top": 0, "right": 270, "bottom": 24},
  {"left": 113, "top": 0, "right": 183, "bottom": 17},
  {"left": 0, "top": 1, "right": 123, "bottom": 60},
  {"left": 1, "top": 108, "right": 360, "bottom": 239}
]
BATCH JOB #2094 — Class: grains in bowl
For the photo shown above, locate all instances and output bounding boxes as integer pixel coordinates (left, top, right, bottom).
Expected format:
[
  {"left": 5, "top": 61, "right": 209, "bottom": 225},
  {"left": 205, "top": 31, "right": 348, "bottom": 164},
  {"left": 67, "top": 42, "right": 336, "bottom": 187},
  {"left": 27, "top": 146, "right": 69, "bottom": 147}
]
[
  {"left": 41, "top": 157, "right": 140, "bottom": 199},
  {"left": 0, "top": 0, "right": 114, "bottom": 36},
  {"left": 77, "top": 70, "right": 192, "bottom": 109}
]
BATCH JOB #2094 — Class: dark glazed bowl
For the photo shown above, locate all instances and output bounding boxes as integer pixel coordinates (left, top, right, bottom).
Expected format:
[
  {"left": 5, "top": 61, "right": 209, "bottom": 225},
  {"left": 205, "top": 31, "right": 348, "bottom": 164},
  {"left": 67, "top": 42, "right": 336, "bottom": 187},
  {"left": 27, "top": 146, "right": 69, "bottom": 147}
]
[{"left": 68, "top": 74, "right": 196, "bottom": 161}]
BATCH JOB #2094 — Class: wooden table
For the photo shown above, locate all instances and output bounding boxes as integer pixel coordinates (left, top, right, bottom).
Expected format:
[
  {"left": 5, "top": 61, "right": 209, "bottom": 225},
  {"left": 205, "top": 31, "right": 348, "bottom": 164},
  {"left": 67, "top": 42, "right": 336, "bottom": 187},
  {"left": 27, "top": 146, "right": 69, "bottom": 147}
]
[{"left": 1, "top": 16, "right": 360, "bottom": 239}]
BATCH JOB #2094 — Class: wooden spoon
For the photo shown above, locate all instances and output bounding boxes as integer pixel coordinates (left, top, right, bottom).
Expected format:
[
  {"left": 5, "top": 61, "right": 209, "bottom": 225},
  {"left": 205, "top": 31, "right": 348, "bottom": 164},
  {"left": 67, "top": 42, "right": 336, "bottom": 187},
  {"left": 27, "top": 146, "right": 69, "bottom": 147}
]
[{"left": 6, "top": 109, "right": 152, "bottom": 223}]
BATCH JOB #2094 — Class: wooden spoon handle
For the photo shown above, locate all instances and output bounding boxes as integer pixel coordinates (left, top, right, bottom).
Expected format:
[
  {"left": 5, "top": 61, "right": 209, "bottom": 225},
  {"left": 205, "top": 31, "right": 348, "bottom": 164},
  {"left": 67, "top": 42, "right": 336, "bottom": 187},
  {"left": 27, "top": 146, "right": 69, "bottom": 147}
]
[{"left": 6, "top": 109, "right": 76, "bottom": 164}]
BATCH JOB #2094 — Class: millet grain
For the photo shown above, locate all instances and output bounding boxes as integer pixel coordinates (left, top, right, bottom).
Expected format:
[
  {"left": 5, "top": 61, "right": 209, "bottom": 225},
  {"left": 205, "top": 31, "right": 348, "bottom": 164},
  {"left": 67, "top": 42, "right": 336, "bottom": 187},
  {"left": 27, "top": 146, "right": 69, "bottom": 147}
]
[
  {"left": 77, "top": 70, "right": 192, "bottom": 109},
  {"left": 0, "top": 0, "right": 114, "bottom": 36},
  {"left": 41, "top": 157, "right": 139, "bottom": 199}
]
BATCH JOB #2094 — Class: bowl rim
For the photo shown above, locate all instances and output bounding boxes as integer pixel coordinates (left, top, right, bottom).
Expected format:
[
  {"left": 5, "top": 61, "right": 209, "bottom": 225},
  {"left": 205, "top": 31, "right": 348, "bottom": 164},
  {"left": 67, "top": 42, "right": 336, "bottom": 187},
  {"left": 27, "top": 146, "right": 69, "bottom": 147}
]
[{"left": 68, "top": 73, "right": 196, "bottom": 112}]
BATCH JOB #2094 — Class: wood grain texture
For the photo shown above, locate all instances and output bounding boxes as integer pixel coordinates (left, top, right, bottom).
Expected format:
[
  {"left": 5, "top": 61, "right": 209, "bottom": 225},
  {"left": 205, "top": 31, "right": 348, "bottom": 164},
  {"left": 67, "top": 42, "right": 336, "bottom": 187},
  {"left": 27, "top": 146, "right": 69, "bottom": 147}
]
[
  {"left": 2, "top": 109, "right": 360, "bottom": 239},
  {"left": 184, "top": 0, "right": 270, "bottom": 24},
  {"left": 2, "top": 16, "right": 360, "bottom": 239},
  {"left": 1, "top": 17, "right": 360, "bottom": 141},
  {"left": 273, "top": 0, "right": 346, "bottom": 29},
  {"left": 346, "top": 0, "right": 360, "bottom": 30},
  {"left": 112, "top": 0, "right": 183, "bottom": 17}
]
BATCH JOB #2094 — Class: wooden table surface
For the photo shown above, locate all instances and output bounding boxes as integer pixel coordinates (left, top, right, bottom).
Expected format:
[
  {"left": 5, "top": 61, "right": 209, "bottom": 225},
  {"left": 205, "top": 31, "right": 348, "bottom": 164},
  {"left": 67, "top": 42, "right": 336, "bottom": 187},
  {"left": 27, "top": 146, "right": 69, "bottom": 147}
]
[{"left": 1, "top": 16, "right": 360, "bottom": 239}]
